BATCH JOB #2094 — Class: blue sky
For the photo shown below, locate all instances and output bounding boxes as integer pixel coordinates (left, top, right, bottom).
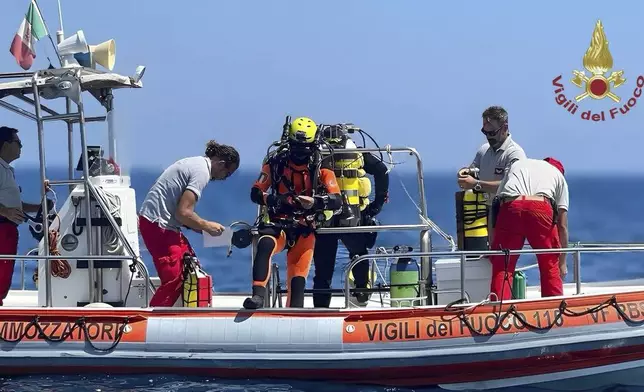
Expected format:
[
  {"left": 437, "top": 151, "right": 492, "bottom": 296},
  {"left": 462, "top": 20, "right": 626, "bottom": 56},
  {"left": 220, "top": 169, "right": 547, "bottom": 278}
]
[{"left": 0, "top": 0, "right": 643, "bottom": 174}]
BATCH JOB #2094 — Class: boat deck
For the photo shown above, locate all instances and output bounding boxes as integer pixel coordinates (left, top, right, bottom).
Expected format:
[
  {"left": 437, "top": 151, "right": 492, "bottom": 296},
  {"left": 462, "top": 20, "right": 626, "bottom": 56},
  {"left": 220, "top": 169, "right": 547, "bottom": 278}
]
[{"left": 5, "top": 278, "right": 644, "bottom": 310}]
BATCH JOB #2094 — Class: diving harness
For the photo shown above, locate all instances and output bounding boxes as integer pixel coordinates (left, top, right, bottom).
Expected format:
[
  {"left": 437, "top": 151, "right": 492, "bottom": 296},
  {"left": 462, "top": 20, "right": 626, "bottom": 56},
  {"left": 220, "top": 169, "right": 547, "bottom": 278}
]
[{"left": 229, "top": 116, "right": 332, "bottom": 252}]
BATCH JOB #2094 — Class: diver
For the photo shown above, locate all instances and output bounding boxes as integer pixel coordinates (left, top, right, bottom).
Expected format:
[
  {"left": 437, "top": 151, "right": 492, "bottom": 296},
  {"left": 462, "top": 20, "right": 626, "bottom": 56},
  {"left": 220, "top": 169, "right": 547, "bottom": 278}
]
[
  {"left": 244, "top": 117, "right": 343, "bottom": 310},
  {"left": 312, "top": 123, "right": 389, "bottom": 307}
]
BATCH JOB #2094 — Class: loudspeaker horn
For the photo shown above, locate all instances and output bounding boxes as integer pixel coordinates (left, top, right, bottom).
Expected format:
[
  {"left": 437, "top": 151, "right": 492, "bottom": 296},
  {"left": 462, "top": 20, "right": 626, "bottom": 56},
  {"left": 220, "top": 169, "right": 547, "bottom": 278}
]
[
  {"left": 74, "top": 39, "right": 115, "bottom": 71},
  {"left": 57, "top": 30, "right": 88, "bottom": 55},
  {"left": 91, "top": 39, "right": 116, "bottom": 71},
  {"left": 57, "top": 30, "right": 89, "bottom": 68}
]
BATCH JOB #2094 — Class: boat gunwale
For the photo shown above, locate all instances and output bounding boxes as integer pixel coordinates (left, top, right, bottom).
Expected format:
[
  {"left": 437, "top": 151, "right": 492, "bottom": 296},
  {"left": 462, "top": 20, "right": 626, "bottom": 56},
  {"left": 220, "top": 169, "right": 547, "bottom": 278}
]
[{"left": 1, "top": 287, "right": 644, "bottom": 319}]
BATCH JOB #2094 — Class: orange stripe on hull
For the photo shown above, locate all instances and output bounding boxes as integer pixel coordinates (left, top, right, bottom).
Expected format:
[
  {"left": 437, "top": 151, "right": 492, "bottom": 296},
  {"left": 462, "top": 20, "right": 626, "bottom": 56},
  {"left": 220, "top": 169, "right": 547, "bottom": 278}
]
[{"left": 0, "top": 291, "right": 639, "bottom": 332}]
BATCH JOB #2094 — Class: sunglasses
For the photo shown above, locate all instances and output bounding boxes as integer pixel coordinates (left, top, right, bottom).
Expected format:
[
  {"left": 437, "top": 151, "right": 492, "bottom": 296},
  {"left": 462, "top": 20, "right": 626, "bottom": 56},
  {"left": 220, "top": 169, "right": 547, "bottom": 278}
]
[
  {"left": 10, "top": 139, "right": 22, "bottom": 148},
  {"left": 481, "top": 124, "right": 504, "bottom": 137}
]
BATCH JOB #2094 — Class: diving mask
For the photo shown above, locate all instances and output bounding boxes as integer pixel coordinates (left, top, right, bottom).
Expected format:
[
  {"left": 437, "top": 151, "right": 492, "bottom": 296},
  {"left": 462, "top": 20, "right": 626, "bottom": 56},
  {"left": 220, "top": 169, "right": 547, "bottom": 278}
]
[{"left": 289, "top": 140, "right": 316, "bottom": 164}]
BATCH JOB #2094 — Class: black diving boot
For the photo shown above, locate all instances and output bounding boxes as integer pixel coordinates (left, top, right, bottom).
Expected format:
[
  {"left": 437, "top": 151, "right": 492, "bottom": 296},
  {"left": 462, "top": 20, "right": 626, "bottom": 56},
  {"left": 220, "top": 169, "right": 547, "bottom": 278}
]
[
  {"left": 354, "top": 285, "right": 370, "bottom": 306},
  {"left": 243, "top": 295, "right": 264, "bottom": 309},
  {"left": 243, "top": 286, "right": 266, "bottom": 310}
]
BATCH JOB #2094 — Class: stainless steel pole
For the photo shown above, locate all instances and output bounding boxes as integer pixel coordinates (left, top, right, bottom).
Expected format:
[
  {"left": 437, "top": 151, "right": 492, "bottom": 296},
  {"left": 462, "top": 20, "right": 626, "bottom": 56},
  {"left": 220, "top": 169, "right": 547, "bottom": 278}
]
[
  {"left": 66, "top": 97, "right": 74, "bottom": 194},
  {"left": 75, "top": 71, "right": 95, "bottom": 304},
  {"left": 573, "top": 250, "right": 581, "bottom": 295},
  {"left": 31, "top": 73, "right": 52, "bottom": 307}
]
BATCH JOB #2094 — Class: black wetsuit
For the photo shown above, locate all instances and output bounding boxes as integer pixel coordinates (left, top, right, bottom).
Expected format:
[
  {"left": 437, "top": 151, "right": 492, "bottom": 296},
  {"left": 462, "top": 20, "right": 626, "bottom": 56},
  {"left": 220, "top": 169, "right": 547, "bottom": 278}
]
[{"left": 312, "top": 151, "right": 389, "bottom": 308}]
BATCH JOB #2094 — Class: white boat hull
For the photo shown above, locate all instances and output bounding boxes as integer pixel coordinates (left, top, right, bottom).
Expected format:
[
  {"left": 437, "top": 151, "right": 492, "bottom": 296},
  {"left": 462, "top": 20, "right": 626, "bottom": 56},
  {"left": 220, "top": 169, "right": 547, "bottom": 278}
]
[{"left": 2, "top": 284, "right": 644, "bottom": 390}]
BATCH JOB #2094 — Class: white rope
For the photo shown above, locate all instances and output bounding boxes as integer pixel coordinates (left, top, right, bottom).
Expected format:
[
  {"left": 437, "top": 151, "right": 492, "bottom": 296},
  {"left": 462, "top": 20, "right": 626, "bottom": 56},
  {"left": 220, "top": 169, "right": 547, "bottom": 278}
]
[
  {"left": 92, "top": 186, "right": 124, "bottom": 255},
  {"left": 372, "top": 246, "right": 393, "bottom": 283},
  {"left": 383, "top": 144, "right": 394, "bottom": 174},
  {"left": 368, "top": 146, "right": 455, "bottom": 250},
  {"left": 49, "top": 187, "right": 59, "bottom": 215},
  {"left": 397, "top": 176, "right": 457, "bottom": 251},
  {"left": 339, "top": 246, "right": 394, "bottom": 288},
  {"left": 516, "top": 263, "right": 539, "bottom": 272},
  {"left": 461, "top": 293, "right": 496, "bottom": 312}
]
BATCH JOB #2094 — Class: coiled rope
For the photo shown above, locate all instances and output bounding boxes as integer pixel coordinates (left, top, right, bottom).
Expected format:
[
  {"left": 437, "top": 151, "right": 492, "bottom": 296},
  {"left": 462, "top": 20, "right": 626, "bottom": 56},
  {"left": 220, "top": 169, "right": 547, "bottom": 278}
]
[
  {"left": 33, "top": 187, "right": 72, "bottom": 284},
  {"left": 48, "top": 230, "right": 71, "bottom": 279}
]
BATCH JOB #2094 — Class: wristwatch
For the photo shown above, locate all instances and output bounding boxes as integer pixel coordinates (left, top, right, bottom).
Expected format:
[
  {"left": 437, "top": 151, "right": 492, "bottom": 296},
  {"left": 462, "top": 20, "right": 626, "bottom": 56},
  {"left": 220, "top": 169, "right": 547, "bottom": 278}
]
[{"left": 474, "top": 181, "right": 482, "bottom": 192}]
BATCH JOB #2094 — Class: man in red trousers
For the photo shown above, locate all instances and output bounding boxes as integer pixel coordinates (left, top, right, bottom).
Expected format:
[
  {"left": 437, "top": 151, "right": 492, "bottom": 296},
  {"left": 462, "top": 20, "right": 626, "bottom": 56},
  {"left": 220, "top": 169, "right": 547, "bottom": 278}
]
[
  {"left": 0, "top": 126, "right": 47, "bottom": 306},
  {"left": 489, "top": 157, "right": 569, "bottom": 301},
  {"left": 138, "top": 140, "right": 239, "bottom": 307}
]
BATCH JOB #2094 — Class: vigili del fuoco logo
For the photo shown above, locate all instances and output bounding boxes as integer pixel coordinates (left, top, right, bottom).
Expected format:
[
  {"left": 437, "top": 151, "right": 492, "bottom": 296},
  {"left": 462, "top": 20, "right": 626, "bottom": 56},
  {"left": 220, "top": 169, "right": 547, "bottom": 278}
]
[{"left": 552, "top": 20, "right": 644, "bottom": 121}]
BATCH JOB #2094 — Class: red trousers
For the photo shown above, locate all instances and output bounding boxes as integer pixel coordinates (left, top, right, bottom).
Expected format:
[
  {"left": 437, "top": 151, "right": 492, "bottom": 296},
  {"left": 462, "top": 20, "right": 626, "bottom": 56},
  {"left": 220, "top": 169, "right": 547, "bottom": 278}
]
[
  {"left": 489, "top": 196, "right": 563, "bottom": 300},
  {"left": 138, "top": 216, "right": 193, "bottom": 307},
  {"left": 0, "top": 223, "right": 18, "bottom": 306}
]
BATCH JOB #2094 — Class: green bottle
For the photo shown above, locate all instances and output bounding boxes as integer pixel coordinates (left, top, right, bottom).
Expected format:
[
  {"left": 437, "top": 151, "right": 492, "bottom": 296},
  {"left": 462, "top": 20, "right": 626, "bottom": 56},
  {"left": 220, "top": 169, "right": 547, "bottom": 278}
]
[
  {"left": 389, "top": 245, "right": 420, "bottom": 307},
  {"left": 512, "top": 271, "right": 527, "bottom": 300}
]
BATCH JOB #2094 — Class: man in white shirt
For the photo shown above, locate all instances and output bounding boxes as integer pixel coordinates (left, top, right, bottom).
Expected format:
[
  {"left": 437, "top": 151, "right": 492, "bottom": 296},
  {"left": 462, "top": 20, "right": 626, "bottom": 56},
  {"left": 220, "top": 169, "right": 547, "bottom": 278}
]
[
  {"left": 489, "top": 157, "right": 569, "bottom": 300},
  {"left": 0, "top": 126, "right": 45, "bottom": 306},
  {"left": 138, "top": 140, "right": 239, "bottom": 307},
  {"left": 457, "top": 106, "right": 527, "bottom": 243}
]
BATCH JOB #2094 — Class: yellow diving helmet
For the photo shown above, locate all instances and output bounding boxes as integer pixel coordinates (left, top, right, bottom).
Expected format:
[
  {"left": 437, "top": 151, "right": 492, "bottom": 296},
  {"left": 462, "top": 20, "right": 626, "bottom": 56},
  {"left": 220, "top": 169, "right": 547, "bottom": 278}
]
[
  {"left": 288, "top": 117, "right": 318, "bottom": 164},
  {"left": 289, "top": 117, "right": 317, "bottom": 144}
]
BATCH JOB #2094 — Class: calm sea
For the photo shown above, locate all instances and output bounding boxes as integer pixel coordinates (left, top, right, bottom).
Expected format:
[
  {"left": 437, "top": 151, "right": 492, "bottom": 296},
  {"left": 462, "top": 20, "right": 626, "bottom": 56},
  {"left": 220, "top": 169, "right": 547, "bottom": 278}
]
[{"left": 3, "top": 166, "right": 644, "bottom": 392}]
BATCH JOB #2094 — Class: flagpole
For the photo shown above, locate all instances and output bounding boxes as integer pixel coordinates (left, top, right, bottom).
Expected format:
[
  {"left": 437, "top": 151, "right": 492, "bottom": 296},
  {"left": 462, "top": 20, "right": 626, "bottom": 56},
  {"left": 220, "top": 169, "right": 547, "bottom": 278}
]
[
  {"left": 32, "top": 0, "right": 62, "bottom": 66},
  {"left": 53, "top": 0, "right": 75, "bottom": 192},
  {"left": 56, "top": 0, "right": 64, "bottom": 44}
]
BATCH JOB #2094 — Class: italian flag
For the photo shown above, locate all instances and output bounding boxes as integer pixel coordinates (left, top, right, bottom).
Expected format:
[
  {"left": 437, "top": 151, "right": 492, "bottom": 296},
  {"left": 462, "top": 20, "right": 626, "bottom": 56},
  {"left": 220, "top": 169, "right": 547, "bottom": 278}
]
[{"left": 9, "top": 0, "right": 47, "bottom": 70}]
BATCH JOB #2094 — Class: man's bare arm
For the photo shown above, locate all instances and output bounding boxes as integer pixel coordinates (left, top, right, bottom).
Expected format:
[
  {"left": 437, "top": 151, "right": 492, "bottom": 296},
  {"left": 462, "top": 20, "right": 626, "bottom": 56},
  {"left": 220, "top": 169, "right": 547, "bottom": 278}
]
[
  {"left": 557, "top": 209, "right": 569, "bottom": 257},
  {"left": 176, "top": 190, "right": 209, "bottom": 232},
  {"left": 478, "top": 179, "right": 500, "bottom": 194}
]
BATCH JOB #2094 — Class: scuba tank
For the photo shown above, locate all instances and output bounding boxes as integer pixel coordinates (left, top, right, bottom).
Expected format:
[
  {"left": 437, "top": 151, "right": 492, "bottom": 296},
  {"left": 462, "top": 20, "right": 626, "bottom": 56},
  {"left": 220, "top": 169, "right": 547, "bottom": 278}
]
[
  {"left": 388, "top": 245, "right": 420, "bottom": 307},
  {"left": 333, "top": 138, "right": 362, "bottom": 227},
  {"left": 182, "top": 254, "right": 213, "bottom": 308},
  {"left": 512, "top": 271, "right": 527, "bottom": 300},
  {"left": 321, "top": 127, "right": 363, "bottom": 227},
  {"left": 455, "top": 168, "right": 489, "bottom": 252}
]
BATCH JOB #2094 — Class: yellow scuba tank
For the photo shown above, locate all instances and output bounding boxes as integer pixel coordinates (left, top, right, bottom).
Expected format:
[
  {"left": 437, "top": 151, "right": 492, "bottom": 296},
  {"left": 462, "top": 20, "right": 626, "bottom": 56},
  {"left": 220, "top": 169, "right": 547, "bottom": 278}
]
[
  {"left": 326, "top": 138, "right": 367, "bottom": 227},
  {"left": 455, "top": 169, "right": 489, "bottom": 251},
  {"left": 357, "top": 168, "right": 372, "bottom": 212},
  {"left": 182, "top": 254, "right": 213, "bottom": 308}
]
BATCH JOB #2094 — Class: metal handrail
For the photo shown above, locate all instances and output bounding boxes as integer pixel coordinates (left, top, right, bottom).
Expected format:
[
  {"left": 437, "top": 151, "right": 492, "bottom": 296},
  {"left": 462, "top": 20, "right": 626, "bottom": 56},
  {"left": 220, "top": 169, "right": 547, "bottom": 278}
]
[
  {"left": 342, "top": 245, "right": 644, "bottom": 308},
  {"left": 317, "top": 224, "right": 432, "bottom": 234},
  {"left": 0, "top": 69, "right": 153, "bottom": 308},
  {"left": 259, "top": 145, "right": 435, "bottom": 308},
  {"left": 20, "top": 248, "right": 39, "bottom": 290},
  {"left": 0, "top": 254, "right": 137, "bottom": 260},
  {"left": 87, "top": 180, "right": 153, "bottom": 304},
  {"left": 0, "top": 72, "right": 34, "bottom": 79},
  {"left": 36, "top": 178, "right": 153, "bottom": 306},
  {"left": 319, "top": 146, "right": 428, "bottom": 221},
  {"left": 574, "top": 243, "right": 644, "bottom": 247}
]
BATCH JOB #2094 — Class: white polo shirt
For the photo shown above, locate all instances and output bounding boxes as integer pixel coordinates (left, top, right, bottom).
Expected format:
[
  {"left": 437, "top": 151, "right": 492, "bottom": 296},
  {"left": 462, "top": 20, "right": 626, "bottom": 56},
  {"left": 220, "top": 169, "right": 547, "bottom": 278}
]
[
  {"left": 497, "top": 158, "right": 569, "bottom": 211},
  {"left": 0, "top": 158, "right": 21, "bottom": 209},
  {"left": 471, "top": 135, "right": 526, "bottom": 204}
]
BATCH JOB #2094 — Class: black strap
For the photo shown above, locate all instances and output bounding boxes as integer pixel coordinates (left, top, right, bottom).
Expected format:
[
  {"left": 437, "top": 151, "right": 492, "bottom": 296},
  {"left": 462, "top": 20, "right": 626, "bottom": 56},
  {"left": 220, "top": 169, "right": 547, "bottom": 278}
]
[{"left": 266, "top": 157, "right": 320, "bottom": 226}]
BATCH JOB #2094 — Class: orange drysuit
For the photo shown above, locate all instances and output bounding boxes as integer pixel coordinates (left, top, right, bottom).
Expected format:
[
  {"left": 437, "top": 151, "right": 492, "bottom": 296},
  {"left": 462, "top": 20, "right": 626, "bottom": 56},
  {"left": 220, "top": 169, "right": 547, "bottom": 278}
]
[{"left": 245, "top": 159, "right": 341, "bottom": 309}]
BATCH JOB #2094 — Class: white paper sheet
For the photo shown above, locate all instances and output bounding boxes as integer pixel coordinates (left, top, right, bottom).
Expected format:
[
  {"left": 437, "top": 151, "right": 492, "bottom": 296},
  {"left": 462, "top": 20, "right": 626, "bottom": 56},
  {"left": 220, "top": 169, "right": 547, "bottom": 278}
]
[{"left": 203, "top": 227, "right": 233, "bottom": 248}]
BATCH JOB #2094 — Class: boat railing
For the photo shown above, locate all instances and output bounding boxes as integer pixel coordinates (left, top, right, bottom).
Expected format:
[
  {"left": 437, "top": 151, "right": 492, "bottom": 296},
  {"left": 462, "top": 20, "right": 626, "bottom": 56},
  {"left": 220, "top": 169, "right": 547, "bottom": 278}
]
[
  {"left": 256, "top": 145, "right": 442, "bottom": 308},
  {"left": 342, "top": 244, "right": 644, "bottom": 308},
  {"left": 19, "top": 248, "right": 39, "bottom": 290},
  {"left": 0, "top": 69, "right": 152, "bottom": 307},
  {"left": 11, "top": 180, "right": 156, "bottom": 302}
]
